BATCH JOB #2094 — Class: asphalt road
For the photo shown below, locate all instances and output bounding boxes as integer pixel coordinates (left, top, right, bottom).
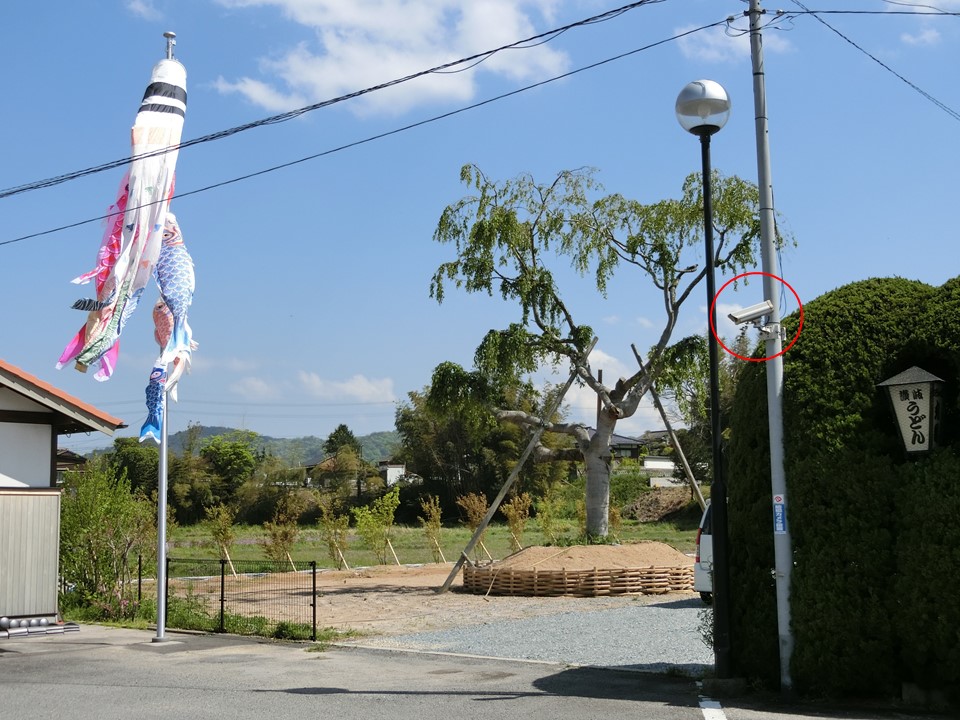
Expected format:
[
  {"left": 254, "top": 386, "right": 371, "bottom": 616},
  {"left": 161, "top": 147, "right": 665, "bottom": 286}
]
[{"left": 0, "top": 626, "right": 948, "bottom": 720}]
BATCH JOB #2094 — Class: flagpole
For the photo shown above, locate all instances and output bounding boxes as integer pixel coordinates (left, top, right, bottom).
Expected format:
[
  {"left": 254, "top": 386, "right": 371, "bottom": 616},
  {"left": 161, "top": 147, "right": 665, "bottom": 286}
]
[{"left": 153, "top": 392, "right": 169, "bottom": 642}]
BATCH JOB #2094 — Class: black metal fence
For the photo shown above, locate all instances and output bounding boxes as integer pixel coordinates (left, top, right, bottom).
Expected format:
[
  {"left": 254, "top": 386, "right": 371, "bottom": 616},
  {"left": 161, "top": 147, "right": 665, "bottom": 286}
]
[{"left": 163, "top": 558, "right": 317, "bottom": 640}]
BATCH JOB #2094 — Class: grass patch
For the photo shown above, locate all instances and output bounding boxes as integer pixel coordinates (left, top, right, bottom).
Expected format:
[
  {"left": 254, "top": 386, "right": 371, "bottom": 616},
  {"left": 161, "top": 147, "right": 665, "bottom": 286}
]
[{"left": 166, "top": 517, "right": 698, "bottom": 567}]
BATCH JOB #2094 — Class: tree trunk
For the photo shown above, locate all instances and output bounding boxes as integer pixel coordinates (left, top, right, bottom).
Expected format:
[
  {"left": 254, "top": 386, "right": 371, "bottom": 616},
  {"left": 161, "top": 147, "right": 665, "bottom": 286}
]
[{"left": 584, "top": 415, "right": 617, "bottom": 538}]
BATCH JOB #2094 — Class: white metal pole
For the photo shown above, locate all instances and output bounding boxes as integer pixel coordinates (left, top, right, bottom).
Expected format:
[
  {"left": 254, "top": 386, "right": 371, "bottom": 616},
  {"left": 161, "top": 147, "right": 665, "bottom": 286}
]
[
  {"left": 748, "top": 0, "right": 794, "bottom": 691},
  {"left": 153, "top": 393, "right": 169, "bottom": 642}
]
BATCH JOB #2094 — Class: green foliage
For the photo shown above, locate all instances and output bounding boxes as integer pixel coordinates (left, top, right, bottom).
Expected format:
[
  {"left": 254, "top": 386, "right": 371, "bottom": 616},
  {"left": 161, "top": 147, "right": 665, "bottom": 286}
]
[
  {"left": 169, "top": 425, "right": 214, "bottom": 524},
  {"left": 609, "top": 465, "right": 651, "bottom": 509},
  {"left": 107, "top": 437, "right": 159, "bottom": 495},
  {"left": 534, "top": 486, "right": 563, "bottom": 545},
  {"left": 233, "top": 454, "right": 300, "bottom": 525},
  {"left": 456, "top": 492, "right": 490, "bottom": 560},
  {"left": 501, "top": 492, "right": 532, "bottom": 553},
  {"left": 417, "top": 495, "right": 444, "bottom": 562},
  {"left": 204, "top": 503, "right": 236, "bottom": 562},
  {"left": 60, "top": 458, "right": 155, "bottom": 611},
  {"left": 324, "top": 423, "right": 362, "bottom": 457},
  {"left": 351, "top": 486, "right": 401, "bottom": 565},
  {"left": 395, "top": 381, "right": 561, "bottom": 515},
  {"left": 894, "top": 451, "right": 960, "bottom": 698},
  {"left": 726, "top": 276, "right": 960, "bottom": 699},
  {"left": 608, "top": 506, "right": 622, "bottom": 542},
  {"left": 330, "top": 445, "right": 363, "bottom": 497},
  {"left": 788, "top": 450, "right": 899, "bottom": 696},
  {"left": 262, "top": 492, "right": 307, "bottom": 565},
  {"left": 318, "top": 495, "right": 351, "bottom": 569},
  {"left": 201, "top": 434, "right": 257, "bottom": 507}
]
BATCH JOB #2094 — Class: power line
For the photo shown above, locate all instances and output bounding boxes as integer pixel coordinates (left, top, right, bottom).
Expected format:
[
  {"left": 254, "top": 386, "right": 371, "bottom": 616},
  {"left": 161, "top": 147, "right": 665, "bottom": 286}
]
[
  {"left": 0, "top": 0, "right": 666, "bottom": 201},
  {"left": 1, "top": 17, "right": 726, "bottom": 248},
  {"left": 788, "top": 1, "right": 960, "bottom": 122}
]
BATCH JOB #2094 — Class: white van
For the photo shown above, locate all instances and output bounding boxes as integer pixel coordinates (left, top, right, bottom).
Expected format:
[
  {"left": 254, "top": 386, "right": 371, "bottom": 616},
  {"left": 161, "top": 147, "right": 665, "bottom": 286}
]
[{"left": 694, "top": 502, "right": 713, "bottom": 604}]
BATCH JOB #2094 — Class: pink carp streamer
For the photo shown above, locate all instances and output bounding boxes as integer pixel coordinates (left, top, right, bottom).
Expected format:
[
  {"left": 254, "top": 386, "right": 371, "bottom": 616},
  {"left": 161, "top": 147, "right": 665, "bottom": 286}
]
[
  {"left": 56, "top": 45, "right": 197, "bottom": 445},
  {"left": 59, "top": 56, "right": 187, "bottom": 381}
]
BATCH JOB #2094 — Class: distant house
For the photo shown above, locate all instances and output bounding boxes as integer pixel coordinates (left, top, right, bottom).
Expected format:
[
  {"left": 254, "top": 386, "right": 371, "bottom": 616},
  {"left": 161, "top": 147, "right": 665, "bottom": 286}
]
[
  {"left": 378, "top": 461, "right": 407, "bottom": 487},
  {"left": 55, "top": 448, "right": 87, "bottom": 486},
  {"left": 0, "top": 359, "right": 124, "bottom": 633},
  {"left": 304, "top": 456, "right": 337, "bottom": 487},
  {"left": 638, "top": 429, "right": 672, "bottom": 455},
  {"left": 585, "top": 427, "right": 644, "bottom": 460},
  {"left": 644, "top": 455, "right": 686, "bottom": 488}
]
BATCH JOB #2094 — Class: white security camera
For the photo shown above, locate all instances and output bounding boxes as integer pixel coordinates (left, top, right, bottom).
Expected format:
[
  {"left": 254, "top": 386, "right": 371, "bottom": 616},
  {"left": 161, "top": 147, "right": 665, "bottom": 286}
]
[{"left": 728, "top": 299, "right": 774, "bottom": 325}]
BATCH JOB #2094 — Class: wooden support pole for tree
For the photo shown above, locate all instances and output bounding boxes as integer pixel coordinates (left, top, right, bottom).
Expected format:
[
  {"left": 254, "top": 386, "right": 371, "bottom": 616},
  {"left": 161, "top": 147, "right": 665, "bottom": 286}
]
[
  {"left": 286, "top": 553, "right": 298, "bottom": 572},
  {"left": 223, "top": 548, "right": 238, "bottom": 578},
  {"left": 338, "top": 548, "right": 350, "bottom": 570},
  {"left": 433, "top": 537, "right": 447, "bottom": 564},
  {"left": 438, "top": 337, "right": 597, "bottom": 593},
  {"left": 387, "top": 538, "right": 401, "bottom": 566},
  {"left": 478, "top": 540, "right": 493, "bottom": 562},
  {"left": 631, "top": 344, "right": 706, "bottom": 511}
]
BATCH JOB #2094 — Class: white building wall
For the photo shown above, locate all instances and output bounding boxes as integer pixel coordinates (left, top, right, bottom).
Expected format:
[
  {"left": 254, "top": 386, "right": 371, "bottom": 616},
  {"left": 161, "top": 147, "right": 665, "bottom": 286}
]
[
  {"left": 0, "top": 391, "right": 52, "bottom": 488},
  {"left": 382, "top": 465, "right": 405, "bottom": 486}
]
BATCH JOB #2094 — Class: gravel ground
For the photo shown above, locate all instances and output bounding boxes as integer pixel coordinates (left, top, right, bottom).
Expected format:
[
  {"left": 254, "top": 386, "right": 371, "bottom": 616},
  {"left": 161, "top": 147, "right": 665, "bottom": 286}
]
[{"left": 349, "top": 594, "right": 714, "bottom": 677}]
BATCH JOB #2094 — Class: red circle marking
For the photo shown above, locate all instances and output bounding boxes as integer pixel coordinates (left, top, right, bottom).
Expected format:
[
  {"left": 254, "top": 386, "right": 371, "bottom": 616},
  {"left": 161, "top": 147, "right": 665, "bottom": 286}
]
[{"left": 710, "top": 271, "right": 803, "bottom": 362}]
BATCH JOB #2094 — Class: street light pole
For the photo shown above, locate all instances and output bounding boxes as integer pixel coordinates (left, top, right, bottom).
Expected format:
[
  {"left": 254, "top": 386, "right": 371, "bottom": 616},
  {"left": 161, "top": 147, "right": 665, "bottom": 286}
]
[{"left": 676, "top": 80, "right": 733, "bottom": 678}]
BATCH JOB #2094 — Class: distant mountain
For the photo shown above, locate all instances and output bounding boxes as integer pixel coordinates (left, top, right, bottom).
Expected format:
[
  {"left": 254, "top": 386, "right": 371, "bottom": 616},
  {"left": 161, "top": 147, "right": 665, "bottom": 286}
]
[{"left": 103, "top": 426, "right": 401, "bottom": 465}]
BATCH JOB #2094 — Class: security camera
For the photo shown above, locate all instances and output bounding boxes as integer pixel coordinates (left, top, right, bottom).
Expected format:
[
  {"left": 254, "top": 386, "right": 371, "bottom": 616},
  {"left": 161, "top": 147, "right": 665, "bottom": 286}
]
[{"left": 727, "top": 299, "right": 774, "bottom": 326}]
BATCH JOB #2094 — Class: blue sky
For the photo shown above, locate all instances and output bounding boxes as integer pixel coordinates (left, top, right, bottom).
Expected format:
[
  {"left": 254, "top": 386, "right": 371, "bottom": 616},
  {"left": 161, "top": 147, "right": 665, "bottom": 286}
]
[{"left": 3, "top": 1, "right": 958, "bottom": 454}]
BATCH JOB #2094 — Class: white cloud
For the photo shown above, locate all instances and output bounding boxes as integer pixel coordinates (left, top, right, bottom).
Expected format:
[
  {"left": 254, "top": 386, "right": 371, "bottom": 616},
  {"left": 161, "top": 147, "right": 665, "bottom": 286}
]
[
  {"left": 677, "top": 24, "right": 748, "bottom": 64},
  {"left": 901, "top": 28, "right": 940, "bottom": 46},
  {"left": 229, "top": 376, "right": 281, "bottom": 399},
  {"left": 298, "top": 371, "right": 396, "bottom": 402},
  {"left": 602, "top": 314, "right": 620, "bottom": 325},
  {"left": 214, "top": 0, "right": 569, "bottom": 115},
  {"left": 612, "top": 402, "right": 664, "bottom": 436},
  {"left": 127, "top": 0, "right": 161, "bottom": 20},
  {"left": 889, "top": 0, "right": 960, "bottom": 12},
  {"left": 635, "top": 316, "right": 654, "bottom": 329},
  {"left": 676, "top": 23, "right": 791, "bottom": 64},
  {"left": 214, "top": 76, "right": 308, "bottom": 112}
]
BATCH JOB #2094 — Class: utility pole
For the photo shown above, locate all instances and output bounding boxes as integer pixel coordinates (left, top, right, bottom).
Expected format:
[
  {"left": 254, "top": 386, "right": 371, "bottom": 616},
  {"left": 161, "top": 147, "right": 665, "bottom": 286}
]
[{"left": 748, "top": 0, "right": 795, "bottom": 692}]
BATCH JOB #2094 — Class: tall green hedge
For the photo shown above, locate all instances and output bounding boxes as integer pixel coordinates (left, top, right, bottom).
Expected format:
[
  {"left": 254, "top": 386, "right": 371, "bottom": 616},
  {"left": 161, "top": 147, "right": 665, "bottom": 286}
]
[{"left": 725, "top": 277, "right": 959, "bottom": 700}]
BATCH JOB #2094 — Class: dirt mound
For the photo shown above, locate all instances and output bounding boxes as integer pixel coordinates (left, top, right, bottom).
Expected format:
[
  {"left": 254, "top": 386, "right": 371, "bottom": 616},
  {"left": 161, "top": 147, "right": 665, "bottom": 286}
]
[
  {"left": 623, "top": 487, "right": 692, "bottom": 522},
  {"left": 493, "top": 542, "right": 692, "bottom": 570}
]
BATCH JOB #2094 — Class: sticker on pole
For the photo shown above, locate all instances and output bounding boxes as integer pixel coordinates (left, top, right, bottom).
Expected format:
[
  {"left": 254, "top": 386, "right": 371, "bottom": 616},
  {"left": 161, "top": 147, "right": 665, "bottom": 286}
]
[{"left": 773, "top": 493, "right": 787, "bottom": 535}]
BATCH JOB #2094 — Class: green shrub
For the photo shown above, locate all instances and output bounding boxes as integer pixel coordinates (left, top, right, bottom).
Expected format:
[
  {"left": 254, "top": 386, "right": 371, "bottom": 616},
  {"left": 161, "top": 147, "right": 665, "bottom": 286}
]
[
  {"left": 352, "top": 486, "right": 401, "bottom": 565},
  {"left": 727, "top": 276, "right": 960, "bottom": 699},
  {"left": 418, "top": 495, "right": 445, "bottom": 562},
  {"left": 609, "top": 465, "right": 650, "bottom": 509},
  {"left": 788, "top": 449, "right": 899, "bottom": 697},
  {"left": 271, "top": 620, "right": 313, "bottom": 640},
  {"left": 165, "top": 593, "right": 217, "bottom": 632},
  {"left": 894, "top": 451, "right": 960, "bottom": 700}
]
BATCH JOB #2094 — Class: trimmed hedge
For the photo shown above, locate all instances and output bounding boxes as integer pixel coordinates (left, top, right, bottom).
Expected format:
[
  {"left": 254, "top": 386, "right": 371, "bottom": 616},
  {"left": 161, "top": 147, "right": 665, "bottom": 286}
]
[{"left": 726, "top": 277, "right": 959, "bottom": 701}]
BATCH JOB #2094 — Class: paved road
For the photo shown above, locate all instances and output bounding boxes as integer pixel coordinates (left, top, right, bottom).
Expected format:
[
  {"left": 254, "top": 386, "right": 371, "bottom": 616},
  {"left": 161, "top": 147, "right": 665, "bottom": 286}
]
[{"left": 0, "top": 626, "right": 947, "bottom": 720}]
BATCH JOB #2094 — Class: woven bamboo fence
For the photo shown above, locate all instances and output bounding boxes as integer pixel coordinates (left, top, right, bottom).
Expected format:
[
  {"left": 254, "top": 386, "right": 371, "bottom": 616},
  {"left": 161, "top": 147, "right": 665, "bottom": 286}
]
[{"left": 462, "top": 564, "right": 694, "bottom": 597}]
